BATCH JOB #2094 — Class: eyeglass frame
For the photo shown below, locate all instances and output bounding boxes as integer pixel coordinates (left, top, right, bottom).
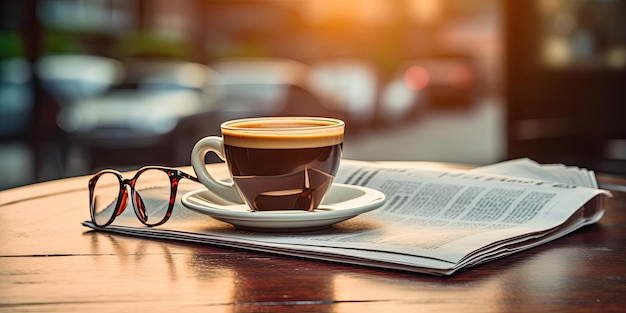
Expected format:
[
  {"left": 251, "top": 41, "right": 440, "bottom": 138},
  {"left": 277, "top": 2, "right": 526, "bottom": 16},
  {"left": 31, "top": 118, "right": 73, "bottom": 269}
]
[{"left": 88, "top": 166, "right": 199, "bottom": 228}]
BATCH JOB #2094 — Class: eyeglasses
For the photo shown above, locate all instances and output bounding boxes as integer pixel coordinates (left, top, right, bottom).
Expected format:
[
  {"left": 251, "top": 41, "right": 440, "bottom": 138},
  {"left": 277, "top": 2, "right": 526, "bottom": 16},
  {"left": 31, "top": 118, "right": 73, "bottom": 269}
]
[{"left": 88, "top": 166, "right": 199, "bottom": 228}]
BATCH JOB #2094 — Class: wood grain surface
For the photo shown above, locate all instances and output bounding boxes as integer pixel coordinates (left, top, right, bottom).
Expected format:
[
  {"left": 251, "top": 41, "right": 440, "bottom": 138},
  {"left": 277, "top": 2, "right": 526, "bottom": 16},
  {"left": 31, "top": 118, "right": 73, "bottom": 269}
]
[{"left": 1, "top": 164, "right": 625, "bottom": 312}]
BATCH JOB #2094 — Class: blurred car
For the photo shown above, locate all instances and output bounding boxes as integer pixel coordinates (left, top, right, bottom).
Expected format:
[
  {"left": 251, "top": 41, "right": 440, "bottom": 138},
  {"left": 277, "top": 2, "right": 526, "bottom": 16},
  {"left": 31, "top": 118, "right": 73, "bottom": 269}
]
[
  {"left": 209, "top": 57, "right": 349, "bottom": 123},
  {"left": 397, "top": 57, "right": 478, "bottom": 110},
  {"left": 308, "top": 58, "right": 379, "bottom": 130},
  {"left": 36, "top": 54, "right": 125, "bottom": 106},
  {"left": 56, "top": 59, "right": 223, "bottom": 168}
]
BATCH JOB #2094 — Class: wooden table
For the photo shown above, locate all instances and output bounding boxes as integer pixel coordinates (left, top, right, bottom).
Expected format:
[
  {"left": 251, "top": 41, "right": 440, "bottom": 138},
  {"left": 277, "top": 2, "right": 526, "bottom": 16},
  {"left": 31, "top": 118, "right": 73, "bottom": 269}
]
[{"left": 1, "top": 163, "right": 625, "bottom": 312}]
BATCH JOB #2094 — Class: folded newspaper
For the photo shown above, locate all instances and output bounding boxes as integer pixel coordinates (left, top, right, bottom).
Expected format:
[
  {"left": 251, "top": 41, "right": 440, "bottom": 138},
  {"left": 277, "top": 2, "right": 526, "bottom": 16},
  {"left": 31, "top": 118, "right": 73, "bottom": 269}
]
[{"left": 82, "top": 158, "right": 611, "bottom": 275}]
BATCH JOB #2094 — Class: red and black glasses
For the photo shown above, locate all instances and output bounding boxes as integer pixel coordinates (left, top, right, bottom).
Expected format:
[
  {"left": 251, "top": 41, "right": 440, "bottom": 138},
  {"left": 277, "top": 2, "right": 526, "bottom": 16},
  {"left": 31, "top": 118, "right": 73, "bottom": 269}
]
[{"left": 88, "top": 166, "right": 199, "bottom": 227}]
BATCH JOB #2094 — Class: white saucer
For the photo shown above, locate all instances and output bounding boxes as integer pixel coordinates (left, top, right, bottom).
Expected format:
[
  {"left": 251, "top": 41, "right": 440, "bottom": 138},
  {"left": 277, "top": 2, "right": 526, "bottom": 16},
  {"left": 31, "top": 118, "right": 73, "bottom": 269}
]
[{"left": 181, "top": 183, "right": 386, "bottom": 232}]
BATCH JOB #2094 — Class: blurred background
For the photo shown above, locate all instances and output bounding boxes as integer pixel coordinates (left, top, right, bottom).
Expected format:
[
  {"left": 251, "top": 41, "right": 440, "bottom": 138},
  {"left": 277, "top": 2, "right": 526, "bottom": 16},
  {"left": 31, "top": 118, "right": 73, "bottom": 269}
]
[{"left": 0, "top": 0, "right": 624, "bottom": 190}]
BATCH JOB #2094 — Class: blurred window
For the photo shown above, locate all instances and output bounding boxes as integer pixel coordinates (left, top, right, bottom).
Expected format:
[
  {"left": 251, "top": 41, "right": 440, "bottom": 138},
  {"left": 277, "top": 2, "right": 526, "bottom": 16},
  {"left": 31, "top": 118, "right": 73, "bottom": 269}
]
[{"left": 538, "top": 0, "right": 626, "bottom": 69}]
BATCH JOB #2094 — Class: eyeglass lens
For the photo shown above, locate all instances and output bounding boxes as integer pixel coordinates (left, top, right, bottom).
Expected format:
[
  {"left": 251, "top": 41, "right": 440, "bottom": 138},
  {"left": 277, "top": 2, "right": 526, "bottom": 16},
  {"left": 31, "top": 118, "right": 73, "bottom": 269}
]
[
  {"left": 92, "top": 172, "right": 123, "bottom": 226},
  {"left": 133, "top": 169, "right": 172, "bottom": 225}
]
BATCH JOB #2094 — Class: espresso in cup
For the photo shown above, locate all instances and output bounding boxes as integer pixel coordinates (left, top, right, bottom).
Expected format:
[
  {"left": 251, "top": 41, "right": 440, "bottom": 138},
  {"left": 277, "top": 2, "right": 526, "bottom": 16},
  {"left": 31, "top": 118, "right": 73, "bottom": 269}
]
[{"left": 191, "top": 117, "right": 344, "bottom": 211}]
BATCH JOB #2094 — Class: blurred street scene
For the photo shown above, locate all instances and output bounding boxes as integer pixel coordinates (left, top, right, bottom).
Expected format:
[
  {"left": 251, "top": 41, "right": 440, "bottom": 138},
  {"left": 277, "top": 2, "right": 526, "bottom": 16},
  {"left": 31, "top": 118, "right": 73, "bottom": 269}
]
[{"left": 1, "top": 0, "right": 624, "bottom": 190}]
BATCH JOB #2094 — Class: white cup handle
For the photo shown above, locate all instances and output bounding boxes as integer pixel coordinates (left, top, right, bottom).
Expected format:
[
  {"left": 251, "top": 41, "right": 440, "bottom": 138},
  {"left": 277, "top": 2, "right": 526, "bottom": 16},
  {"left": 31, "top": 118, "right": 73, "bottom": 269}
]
[{"left": 191, "top": 136, "right": 243, "bottom": 203}]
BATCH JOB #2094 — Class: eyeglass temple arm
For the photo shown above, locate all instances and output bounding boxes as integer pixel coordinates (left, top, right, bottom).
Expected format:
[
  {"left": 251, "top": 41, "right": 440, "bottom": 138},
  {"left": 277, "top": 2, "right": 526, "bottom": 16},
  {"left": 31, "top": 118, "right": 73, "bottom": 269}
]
[{"left": 176, "top": 170, "right": 200, "bottom": 183}]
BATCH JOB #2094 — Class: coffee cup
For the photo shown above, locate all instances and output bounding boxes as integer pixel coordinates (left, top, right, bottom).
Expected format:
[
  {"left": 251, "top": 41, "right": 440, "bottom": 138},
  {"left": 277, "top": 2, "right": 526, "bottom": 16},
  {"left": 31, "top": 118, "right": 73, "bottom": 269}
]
[{"left": 191, "top": 116, "right": 344, "bottom": 211}]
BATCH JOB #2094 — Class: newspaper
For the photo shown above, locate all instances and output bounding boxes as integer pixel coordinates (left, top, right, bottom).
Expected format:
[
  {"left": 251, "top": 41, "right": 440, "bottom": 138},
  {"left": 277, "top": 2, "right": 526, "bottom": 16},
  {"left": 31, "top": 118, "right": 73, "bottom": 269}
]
[{"left": 82, "top": 159, "right": 611, "bottom": 275}]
